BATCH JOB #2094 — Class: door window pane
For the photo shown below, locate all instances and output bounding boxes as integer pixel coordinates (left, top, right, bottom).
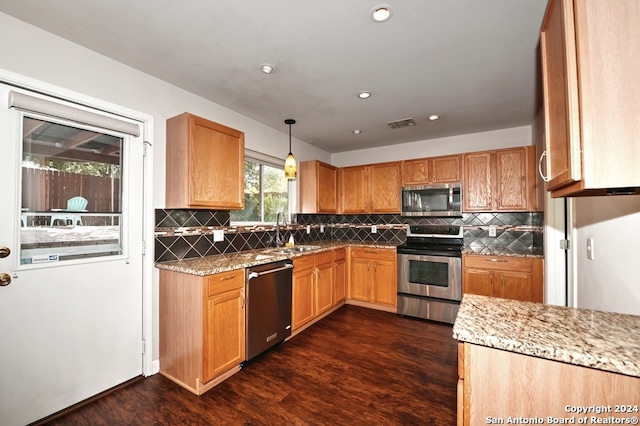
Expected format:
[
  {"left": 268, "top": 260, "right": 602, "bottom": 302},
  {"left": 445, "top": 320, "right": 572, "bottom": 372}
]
[{"left": 20, "top": 116, "right": 123, "bottom": 264}]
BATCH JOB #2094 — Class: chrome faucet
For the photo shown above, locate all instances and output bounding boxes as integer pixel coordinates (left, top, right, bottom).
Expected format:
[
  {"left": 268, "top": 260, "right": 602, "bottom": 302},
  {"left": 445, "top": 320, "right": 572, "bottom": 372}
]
[{"left": 275, "top": 212, "right": 287, "bottom": 247}]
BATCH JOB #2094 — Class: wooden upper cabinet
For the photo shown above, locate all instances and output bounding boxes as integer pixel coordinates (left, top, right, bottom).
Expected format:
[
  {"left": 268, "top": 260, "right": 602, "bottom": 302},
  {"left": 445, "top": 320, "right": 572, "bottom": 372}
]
[
  {"left": 402, "top": 158, "right": 428, "bottom": 186},
  {"left": 402, "top": 155, "right": 462, "bottom": 185},
  {"left": 495, "top": 148, "right": 535, "bottom": 211},
  {"left": 463, "top": 152, "right": 493, "bottom": 212},
  {"left": 340, "top": 162, "right": 401, "bottom": 213},
  {"left": 369, "top": 162, "right": 401, "bottom": 213},
  {"left": 463, "top": 146, "right": 537, "bottom": 212},
  {"left": 540, "top": 0, "right": 640, "bottom": 196},
  {"left": 340, "top": 165, "right": 368, "bottom": 213},
  {"left": 166, "top": 113, "right": 244, "bottom": 209},
  {"left": 299, "top": 160, "right": 338, "bottom": 213}
]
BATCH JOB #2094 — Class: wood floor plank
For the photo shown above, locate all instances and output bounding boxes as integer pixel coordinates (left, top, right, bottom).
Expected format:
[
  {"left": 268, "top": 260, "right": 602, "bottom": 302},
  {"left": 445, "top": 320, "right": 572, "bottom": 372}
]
[{"left": 42, "top": 305, "right": 458, "bottom": 425}]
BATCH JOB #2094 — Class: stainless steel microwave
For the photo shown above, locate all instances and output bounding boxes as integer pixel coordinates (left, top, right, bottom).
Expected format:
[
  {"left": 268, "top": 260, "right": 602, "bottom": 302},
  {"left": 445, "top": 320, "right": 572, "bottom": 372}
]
[{"left": 401, "top": 183, "right": 462, "bottom": 217}]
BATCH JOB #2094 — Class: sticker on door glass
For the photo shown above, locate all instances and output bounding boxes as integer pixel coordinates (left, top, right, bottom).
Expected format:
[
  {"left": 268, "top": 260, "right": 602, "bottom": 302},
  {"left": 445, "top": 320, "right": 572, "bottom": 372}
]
[{"left": 31, "top": 254, "right": 60, "bottom": 263}]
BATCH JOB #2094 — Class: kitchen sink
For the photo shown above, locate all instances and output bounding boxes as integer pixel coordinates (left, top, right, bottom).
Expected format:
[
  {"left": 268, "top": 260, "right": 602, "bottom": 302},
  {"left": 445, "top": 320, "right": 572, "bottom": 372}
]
[{"left": 269, "top": 245, "right": 322, "bottom": 254}]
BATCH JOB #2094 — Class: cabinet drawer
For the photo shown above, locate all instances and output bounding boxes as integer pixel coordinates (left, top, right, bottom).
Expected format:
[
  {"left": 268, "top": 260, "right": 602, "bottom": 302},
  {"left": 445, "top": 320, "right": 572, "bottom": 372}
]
[
  {"left": 293, "top": 255, "right": 315, "bottom": 271},
  {"left": 350, "top": 247, "right": 396, "bottom": 261},
  {"left": 207, "top": 269, "right": 244, "bottom": 296},
  {"left": 334, "top": 248, "right": 346, "bottom": 261},
  {"left": 314, "top": 251, "right": 334, "bottom": 266},
  {"left": 463, "top": 255, "right": 533, "bottom": 273}
]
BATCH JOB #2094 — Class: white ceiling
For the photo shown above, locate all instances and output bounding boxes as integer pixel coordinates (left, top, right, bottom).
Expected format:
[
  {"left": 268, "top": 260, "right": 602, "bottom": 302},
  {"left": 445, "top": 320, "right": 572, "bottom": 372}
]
[{"left": 0, "top": 0, "right": 548, "bottom": 153}]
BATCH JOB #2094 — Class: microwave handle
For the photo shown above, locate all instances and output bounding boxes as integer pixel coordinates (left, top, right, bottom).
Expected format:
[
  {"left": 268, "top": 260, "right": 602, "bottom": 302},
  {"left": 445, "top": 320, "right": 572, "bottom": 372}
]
[{"left": 449, "top": 187, "right": 453, "bottom": 206}]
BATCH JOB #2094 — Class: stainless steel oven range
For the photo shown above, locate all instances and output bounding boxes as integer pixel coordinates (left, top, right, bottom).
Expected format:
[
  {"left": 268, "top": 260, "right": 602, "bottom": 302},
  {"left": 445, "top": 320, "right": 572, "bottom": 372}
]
[{"left": 397, "top": 224, "right": 463, "bottom": 324}]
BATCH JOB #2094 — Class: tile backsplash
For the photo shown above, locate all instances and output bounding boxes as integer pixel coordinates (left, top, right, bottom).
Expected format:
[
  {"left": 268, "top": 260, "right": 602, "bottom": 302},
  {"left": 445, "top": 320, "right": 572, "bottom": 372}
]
[{"left": 155, "top": 209, "right": 543, "bottom": 262}]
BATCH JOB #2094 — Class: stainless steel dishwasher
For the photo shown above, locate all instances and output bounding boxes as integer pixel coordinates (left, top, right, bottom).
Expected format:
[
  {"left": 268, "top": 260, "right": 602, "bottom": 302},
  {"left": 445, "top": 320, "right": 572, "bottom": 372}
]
[{"left": 245, "top": 259, "right": 293, "bottom": 361}]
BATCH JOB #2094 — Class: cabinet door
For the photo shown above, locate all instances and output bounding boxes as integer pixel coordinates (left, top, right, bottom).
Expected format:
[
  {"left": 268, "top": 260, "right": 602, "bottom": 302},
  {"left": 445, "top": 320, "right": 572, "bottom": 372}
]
[
  {"left": 315, "top": 262, "right": 334, "bottom": 316},
  {"left": 166, "top": 113, "right": 244, "bottom": 209},
  {"left": 431, "top": 155, "right": 462, "bottom": 183},
  {"left": 463, "top": 152, "right": 493, "bottom": 211},
  {"left": 369, "top": 162, "right": 401, "bottom": 213},
  {"left": 340, "top": 166, "right": 368, "bottom": 213},
  {"left": 463, "top": 268, "right": 496, "bottom": 297},
  {"left": 402, "top": 158, "right": 430, "bottom": 185},
  {"left": 495, "top": 148, "right": 529, "bottom": 211},
  {"left": 317, "top": 162, "right": 338, "bottom": 212},
  {"left": 203, "top": 287, "right": 245, "bottom": 383},
  {"left": 499, "top": 271, "right": 533, "bottom": 302},
  {"left": 334, "top": 255, "right": 346, "bottom": 305},
  {"left": 349, "top": 258, "right": 371, "bottom": 302},
  {"left": 372, "top": 260, "right": 397, "bottom": 307},
  {"left": 292, "top": 266, "right": 315, "bottom": 331},
  {"left": 540, "top": 0, "right": 582, "bottom": 190}
]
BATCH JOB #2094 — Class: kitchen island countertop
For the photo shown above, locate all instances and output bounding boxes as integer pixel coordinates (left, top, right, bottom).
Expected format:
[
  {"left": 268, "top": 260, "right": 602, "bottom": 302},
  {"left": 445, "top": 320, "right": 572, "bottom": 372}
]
[
  {"left": 155, "top": 241, "right": 397, "bottom": 276},
  {"left": 453, "top": 294, "right": 640, "bottom": 378}
]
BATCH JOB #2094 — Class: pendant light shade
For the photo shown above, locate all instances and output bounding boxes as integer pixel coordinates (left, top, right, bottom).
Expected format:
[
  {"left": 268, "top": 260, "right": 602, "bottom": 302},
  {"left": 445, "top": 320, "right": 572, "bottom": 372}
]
[{"left": 284, "top": 119, "right": 297, "bottom": 180}]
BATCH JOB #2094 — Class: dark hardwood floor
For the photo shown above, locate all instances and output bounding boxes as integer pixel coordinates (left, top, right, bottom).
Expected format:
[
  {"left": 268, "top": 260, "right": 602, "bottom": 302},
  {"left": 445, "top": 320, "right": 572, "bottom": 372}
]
[{"left": 43, "top": 305, "right": 458, "bottom": 425}]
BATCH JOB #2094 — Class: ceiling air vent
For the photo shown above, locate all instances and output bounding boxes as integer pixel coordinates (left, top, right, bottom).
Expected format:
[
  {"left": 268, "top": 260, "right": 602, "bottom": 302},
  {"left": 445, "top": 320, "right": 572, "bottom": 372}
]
[{"left": 387, "top": 117, "right": 416, "bottom": 129}]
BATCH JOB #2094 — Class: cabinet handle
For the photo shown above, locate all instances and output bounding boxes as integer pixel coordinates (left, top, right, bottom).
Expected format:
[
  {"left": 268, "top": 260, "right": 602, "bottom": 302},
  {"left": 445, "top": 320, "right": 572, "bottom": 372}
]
[
  {"left": 363, "top": 250, "right": 378, "bottom": 254},
  {"left": 489, "top": 259, "right": 507, "bottom": 263},
  {"left": 220, "top": 275, "right": 237, "bottom": 281},
  {"left": 538, "top": 150, "right": 549, "bottom": 182}
]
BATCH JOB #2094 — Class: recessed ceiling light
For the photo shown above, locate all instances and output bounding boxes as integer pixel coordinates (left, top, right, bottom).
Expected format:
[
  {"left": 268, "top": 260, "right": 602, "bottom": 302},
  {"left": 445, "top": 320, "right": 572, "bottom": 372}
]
[
  {"left": 358, "top": 91, "right": 372, "bottom": 99},
  {"left": 371, "top": 5, "right": 392, "bottom": 23},
  {"left": 428, "top": 115, "right": 440, "bottom": 121},
  {"left": 260, "top": 64, "right": 275, "bottom": 74},
  {"left": 353, "top": 129, "right": 362, "bottom": 134}
]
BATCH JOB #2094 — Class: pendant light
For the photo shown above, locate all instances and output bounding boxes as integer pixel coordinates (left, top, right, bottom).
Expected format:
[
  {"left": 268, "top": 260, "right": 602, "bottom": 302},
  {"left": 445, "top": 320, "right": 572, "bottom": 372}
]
[{"left": 284, "top": 119, "right": 297, "bottom": 180}]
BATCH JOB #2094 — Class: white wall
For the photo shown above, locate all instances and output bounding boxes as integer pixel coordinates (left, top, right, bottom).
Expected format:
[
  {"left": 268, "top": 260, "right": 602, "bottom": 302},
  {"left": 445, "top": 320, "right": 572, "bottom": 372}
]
[
  {"left": 571, "top": 196, "right": 640, "bottom": 315},
  {"left": 331, "top": 125, "right": 532, "bottom": 166}
]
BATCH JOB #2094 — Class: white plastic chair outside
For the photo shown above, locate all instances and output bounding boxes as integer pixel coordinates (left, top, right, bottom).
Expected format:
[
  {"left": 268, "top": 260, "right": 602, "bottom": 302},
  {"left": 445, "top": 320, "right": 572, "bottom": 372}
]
[{"left": 50, "top": 196, "right": 88, "bottom": 227}]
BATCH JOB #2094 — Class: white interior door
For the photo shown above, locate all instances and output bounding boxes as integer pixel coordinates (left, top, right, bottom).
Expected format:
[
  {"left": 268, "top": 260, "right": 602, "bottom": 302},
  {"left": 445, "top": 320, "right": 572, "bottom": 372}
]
[{"left": 0, "top": 84, "right": 144, "bottom": 425}]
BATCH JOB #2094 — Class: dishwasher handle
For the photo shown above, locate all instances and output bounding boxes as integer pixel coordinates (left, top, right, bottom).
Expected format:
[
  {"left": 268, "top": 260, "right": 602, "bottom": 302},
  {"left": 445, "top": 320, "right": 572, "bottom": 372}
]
[{"left": 247, "top": 263, "right": 294, "bottom": 280}]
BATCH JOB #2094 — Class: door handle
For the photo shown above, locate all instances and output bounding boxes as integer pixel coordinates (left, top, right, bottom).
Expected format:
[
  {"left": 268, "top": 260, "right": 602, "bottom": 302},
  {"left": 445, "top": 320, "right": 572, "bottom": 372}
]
[
  {"left": 0, "top": 247, "right": 10, "bottom": 258},
  {"left": 0, "top": 273, "right": 11, "bottom": 286}
]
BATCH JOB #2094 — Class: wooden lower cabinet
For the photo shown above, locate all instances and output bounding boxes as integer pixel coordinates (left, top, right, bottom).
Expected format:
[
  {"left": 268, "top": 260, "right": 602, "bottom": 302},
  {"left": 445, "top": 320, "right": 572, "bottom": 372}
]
[
  {"left": 348, "top": 247, "right": 397, "bottom": 310},
  {"left": 333, "top": 248, "right": 347, "bottom": 305},
  {"left": 315, "top": 253, "right": 334, "bottom": 316},
  {"left": 458, "top": 342, "right": 640, "bottom": 425},
  {"left": 160, "top": 268, "right": 245, "bottom": 395},
  {"left": 292, "top": 255, "right": 316, "bottom": 331},
  {"left": 463, "top": 254, "right": 543, "bottom": 303},
  {"left": 292, "top": 250, "right": 343, "bottom": 333}
]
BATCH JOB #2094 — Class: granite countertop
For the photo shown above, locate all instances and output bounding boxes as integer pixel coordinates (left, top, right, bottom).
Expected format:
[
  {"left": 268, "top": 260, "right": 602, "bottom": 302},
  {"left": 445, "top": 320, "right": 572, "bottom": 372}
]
[
  {"left": 453, "top": 294, "right": 640, "bottom": 378},
  {"left": 462, "top": 247, "right": 544, "bottom": 259},
  {"left": 155, "top": 241, "right": 398, "bottom": 276}
]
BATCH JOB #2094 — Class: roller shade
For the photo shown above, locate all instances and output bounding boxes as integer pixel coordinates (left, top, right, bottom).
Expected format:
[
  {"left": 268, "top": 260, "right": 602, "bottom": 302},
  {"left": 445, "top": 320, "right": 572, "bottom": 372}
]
[
  {"left": 245, "top": 148, "right": 285, "bottom": 168},
  {"left": 9, "top": 90, "right": 141, "bottom": 137}
]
